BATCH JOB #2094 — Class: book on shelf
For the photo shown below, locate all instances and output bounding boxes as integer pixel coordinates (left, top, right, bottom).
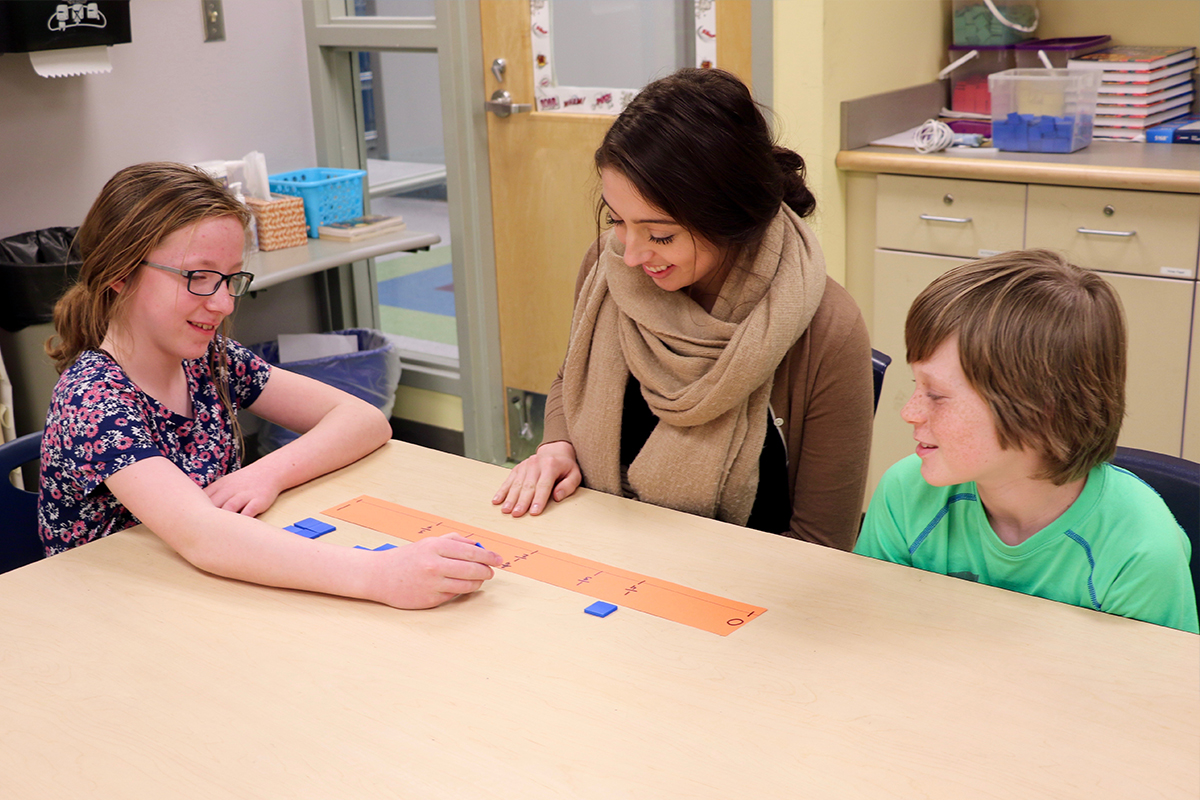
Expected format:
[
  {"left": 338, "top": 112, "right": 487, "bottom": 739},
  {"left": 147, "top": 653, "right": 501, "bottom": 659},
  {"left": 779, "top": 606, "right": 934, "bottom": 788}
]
[
  {"left": 1093, "top": 106, "right": 1192, "bottom": 130},
  {"left": 1092, "top": 128, "right": 1146, "bottom": 142},
  {"left": 1095, "top": 60, "right": 1197, "bottom": 85},
  {"left": 317, "top": 214, "right": 407, "bottom": 242},
  {"left": 1098, "top": 73, "right": 1193, "bottom": 96},
  {"left": 1145, "top": 115, "right": 1200, "bottom": 144},
  {"left": 1096, "top": 83, "right": 1194, "bottom": 106},
  {"left": 1097, "top": 95, "right": 1194, "bottom": 117},
  {"left": 1069, "top": 45, "right": 1196, "bottom": 72}
]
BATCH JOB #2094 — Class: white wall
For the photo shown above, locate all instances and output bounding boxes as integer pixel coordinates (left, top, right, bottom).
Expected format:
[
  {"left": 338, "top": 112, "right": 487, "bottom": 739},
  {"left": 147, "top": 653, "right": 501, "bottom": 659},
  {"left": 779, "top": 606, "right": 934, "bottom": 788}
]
[
  {"left": 0, "top": 0, "right": 318, "bottom": 238},
  {"left": 0, "top": 1, "right": 322, "bottom": 437}
]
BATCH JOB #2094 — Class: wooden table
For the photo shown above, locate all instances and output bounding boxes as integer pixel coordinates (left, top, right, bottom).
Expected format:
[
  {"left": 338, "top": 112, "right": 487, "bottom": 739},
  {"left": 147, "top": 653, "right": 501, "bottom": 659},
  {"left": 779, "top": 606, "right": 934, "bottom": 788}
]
[{"left": 2, "top": 442, "right": 1196, "bottom": 798}]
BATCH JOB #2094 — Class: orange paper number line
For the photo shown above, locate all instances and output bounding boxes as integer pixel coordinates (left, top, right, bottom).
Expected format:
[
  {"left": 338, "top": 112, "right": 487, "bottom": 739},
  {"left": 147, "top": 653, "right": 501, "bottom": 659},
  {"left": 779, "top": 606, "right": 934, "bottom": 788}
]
[{"left": 324, "top": 495, "right": 766, "bottom": 636}]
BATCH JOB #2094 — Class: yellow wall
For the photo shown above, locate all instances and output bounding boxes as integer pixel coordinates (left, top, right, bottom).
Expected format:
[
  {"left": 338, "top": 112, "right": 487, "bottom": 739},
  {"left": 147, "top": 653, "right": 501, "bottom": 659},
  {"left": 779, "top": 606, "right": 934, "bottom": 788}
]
[
  {"left": 1036, "top": 0, "right": 1199, "bottom": 49},
  {"left": 773, "top": 0, "right": 949, "bottom": 285},
  {"left": 394, "top": 386, "right": 464, "bottom": 432},
  {"left": 773, "top": 0, "right": 1200, "bottom": 286}
]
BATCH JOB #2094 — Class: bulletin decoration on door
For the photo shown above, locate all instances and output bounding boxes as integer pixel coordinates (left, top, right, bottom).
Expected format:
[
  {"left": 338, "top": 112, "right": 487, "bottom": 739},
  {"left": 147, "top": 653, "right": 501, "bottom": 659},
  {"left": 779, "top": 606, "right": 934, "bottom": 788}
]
[
  {"left": 528, "top": 0, "right": 718, "bottom": 115},
  {"left": 324, "top": 495, "right": 766, "bottom": 636}
]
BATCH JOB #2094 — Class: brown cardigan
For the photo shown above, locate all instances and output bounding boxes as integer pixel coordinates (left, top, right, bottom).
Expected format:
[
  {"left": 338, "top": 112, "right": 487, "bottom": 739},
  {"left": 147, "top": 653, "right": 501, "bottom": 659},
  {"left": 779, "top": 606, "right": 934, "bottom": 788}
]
[{"left": 542, "top": 236, "right": 874, "bottom": 551}]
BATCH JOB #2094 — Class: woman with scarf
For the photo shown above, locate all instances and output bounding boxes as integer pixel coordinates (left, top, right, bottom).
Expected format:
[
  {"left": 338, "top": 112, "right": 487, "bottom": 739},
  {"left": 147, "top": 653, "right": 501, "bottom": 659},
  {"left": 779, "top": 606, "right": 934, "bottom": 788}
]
[{"left": 492, "top": 68, "right": 874, "bottom": 550}]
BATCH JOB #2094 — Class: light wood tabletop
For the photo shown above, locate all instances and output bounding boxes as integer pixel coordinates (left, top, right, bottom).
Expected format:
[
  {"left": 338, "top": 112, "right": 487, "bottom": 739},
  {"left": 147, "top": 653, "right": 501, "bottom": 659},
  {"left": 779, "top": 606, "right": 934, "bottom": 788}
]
[{"left": 2, "top": 441, "right": 1197, "bottom": 799}]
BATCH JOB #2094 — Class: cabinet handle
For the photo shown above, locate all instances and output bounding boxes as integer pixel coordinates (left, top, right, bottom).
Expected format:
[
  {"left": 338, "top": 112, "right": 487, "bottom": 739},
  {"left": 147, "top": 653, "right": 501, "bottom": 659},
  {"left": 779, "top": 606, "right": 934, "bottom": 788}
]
[
  {"left": 1077, "top": 227, "right": 1136, "bottom": 238},
  {"left": 919, "top": 214, "right": 972, "bottom": 224}
]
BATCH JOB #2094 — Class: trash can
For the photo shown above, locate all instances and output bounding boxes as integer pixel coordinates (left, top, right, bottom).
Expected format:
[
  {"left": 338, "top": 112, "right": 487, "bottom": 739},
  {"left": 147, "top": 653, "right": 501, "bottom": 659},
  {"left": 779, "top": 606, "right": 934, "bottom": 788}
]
[
  {"left": 0, "top": 227, "right": 81, "bottom": 437},
  {"left": 249, "top": 329, "right": 401, "bottom": 455}
]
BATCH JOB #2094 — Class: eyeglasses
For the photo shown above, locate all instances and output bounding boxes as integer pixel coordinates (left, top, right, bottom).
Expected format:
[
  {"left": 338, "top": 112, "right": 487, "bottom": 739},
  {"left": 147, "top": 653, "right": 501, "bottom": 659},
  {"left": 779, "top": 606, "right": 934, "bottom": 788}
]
[{"left": 142, "top": 261, "right": 254, "bottom": 298}]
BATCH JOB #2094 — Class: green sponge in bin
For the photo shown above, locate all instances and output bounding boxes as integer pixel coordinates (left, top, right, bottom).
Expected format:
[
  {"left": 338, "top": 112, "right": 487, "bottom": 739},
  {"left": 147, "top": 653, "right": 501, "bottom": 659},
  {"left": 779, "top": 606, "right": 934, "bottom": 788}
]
[{"left": 267, "top": 168, "right": 366, "bottom": 238}]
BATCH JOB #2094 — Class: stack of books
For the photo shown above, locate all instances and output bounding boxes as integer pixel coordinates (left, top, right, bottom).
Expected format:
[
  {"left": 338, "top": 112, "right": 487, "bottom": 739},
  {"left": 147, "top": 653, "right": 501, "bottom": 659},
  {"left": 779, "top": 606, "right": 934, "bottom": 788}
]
[
  {"left": 317, "top": 213, "right": 406, "bottom": 242},
  {"left": 1069, "top": 46, "right": 1197, "bottom": 141}
]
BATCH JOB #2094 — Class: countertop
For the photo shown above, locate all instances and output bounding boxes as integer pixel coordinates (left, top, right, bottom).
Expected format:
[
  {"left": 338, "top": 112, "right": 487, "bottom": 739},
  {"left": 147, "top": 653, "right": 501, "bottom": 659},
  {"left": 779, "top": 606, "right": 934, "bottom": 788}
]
[{"left": 836, "top": 140, "right": 1200, "bottom": 193}]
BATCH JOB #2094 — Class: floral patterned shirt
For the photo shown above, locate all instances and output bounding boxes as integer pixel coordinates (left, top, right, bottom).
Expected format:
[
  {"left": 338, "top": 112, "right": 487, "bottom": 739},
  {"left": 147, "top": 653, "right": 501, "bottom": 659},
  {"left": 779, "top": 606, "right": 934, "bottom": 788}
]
[{"left": 37, "top": 338, "right": 272, "bottom": 555}]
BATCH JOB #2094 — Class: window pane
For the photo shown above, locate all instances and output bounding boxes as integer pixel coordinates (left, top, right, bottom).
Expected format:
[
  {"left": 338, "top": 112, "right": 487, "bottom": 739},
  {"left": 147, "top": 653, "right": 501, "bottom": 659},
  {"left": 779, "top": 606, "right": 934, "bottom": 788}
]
[
  {"left": 351, "top": 0, "right": 435, "bottom": 18},
  {"left": 549, "top": 0, "right": 684, "bottom": 89}
]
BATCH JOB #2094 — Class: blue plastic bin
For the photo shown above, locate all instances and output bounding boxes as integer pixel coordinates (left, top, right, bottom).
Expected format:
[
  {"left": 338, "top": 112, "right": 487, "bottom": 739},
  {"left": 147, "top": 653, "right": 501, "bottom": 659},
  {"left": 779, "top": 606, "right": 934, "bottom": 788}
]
[
  {"left": 267, "top": 168, "right": 366, "bottom": 238},
  {"left": 250, "top": 329, "right": 401, "bottom": 454}
]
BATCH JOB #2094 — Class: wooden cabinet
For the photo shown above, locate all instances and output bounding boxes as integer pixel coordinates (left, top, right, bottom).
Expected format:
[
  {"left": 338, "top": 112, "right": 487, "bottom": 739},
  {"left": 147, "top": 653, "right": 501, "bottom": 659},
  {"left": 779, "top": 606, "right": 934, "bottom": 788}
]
[
  {"left": 1098, "top": 272, "right": 1194, "bottom": 455},
  {"left": 1187, "top": 297, "right": 1200, "bottom": 462},
  {"left": 876, "top": 175, "right": 1026, "bottom": 258},
  {"left": 869, "top": 174, "right": 1199, "bottom": 499},
  {"left": 1025, "top": 185, "right": 1200, "bottom": 279},
  {"left": 869, "top": 249, "right": 967, "bottom": 499}
]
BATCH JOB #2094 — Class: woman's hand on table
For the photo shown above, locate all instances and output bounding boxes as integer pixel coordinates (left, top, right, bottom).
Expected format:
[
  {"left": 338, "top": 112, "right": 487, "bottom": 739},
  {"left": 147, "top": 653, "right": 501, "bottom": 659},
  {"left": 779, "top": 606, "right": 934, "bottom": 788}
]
[
  {"left": 373, "top": 533, "right": 504, "bottom": 609},
  {"left": 493, "top": 441, "right": 582, "bottom": 518}
]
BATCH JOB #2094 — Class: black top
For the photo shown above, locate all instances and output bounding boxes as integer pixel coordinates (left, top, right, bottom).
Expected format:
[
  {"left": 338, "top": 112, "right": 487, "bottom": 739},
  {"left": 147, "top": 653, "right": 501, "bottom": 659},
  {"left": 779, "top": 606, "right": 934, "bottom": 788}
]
[{"left": 619, "top": 375, "right": 792, "bottom": 534}]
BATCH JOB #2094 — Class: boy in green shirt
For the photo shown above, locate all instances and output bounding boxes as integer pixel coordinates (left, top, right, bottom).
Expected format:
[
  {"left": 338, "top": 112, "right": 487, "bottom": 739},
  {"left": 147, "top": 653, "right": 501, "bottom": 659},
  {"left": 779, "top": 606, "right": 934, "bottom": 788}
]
[{"left": 856, "top": 250, "right": 1197, "bottom": 634}]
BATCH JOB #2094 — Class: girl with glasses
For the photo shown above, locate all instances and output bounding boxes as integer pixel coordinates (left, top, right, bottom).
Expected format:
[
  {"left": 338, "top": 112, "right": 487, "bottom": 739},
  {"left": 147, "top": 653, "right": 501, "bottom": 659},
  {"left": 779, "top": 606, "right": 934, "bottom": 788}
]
[{"left": 38, "top": 162, "right": 500, "bottom": 608}]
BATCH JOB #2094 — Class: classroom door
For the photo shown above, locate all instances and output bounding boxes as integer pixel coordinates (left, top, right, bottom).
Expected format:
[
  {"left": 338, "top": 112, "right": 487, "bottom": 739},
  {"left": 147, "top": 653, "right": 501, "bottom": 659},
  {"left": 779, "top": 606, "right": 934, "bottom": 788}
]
[{"left": 478, "top": 0, "right": 753, "bottom": 459}]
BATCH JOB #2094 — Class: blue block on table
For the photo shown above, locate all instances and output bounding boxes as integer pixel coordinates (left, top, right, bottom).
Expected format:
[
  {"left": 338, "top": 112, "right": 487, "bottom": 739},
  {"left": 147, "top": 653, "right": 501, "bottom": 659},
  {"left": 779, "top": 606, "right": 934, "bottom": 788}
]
[
  {"left": 286, "top": 525, "right": 324, "bottom": 538},
  {"left": 1014, "top": 114, "right": 1031, "bottom": 149},
  {"left": 585, "top": 601, "right": 618, "bottom": 618},
  {"left": 293, "top": 518, "right": 336, "bottom": 536}
]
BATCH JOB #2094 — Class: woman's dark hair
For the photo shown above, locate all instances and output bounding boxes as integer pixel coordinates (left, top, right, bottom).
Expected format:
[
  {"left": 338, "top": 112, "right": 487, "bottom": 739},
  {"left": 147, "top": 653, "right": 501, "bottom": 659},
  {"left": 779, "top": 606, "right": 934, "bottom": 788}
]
[{"left": 595, "top": 68, "right": 815, "bottom": 260}]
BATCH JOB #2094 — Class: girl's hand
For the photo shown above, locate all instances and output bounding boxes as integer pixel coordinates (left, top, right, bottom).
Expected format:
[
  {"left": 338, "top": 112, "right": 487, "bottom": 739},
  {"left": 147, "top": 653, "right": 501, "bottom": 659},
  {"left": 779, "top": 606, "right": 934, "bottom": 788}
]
[
  {"left": 492, "top": 441, "right": 582, "bottom": 518},
  {"left": 370, "top": 533, "right": 504, "bottom": 609},
  {"left": 204, "top": 462, "right": 285, "bottom": 518}
]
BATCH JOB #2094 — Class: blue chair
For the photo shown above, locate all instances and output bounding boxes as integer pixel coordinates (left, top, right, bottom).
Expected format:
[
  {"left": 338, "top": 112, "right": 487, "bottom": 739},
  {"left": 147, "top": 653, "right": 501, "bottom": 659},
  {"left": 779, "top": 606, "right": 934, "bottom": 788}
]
[
  {"left": 871, "top": 349, "right": 892, "bottom": 415},
  {"left": 0, "top": 431, "right": 44, "bottom": 574},
  {"left": 1111, "top": 446, "right": 1200, "bottom": 614}
]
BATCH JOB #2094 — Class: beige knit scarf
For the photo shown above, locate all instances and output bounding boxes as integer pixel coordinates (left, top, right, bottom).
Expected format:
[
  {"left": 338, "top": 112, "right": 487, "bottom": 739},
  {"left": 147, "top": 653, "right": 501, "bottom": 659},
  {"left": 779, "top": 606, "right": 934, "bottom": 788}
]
[{"left": 561, "top": 206, "right": 826, "bottom": 525}]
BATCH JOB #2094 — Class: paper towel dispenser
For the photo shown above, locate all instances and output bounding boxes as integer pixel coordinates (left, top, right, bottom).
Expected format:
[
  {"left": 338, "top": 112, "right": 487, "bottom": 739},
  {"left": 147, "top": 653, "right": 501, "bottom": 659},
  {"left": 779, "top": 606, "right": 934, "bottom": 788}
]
[{"left": 0, "top": 1, "right": 131, "bottom": 55}]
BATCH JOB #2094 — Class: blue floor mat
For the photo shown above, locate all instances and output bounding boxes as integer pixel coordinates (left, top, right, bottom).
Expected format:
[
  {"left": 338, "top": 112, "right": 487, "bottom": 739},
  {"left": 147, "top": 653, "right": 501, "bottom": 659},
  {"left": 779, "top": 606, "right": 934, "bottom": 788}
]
[{"left": 377, "top": 263, "right": 455, "bottom": 317}]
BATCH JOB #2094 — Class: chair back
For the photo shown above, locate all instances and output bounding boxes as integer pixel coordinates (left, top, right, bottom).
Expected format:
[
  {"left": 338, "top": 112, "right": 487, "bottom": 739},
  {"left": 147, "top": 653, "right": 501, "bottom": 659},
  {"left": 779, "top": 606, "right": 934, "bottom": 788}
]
[
  {"left": 0, "top": 431, "right": 44, "bottom": 574},
  {"left": 871, "top": 349, "right": 892, "bottom": 415},
  {"left": 1111, "top": 446, "right": 1200, "bottom": 614}
]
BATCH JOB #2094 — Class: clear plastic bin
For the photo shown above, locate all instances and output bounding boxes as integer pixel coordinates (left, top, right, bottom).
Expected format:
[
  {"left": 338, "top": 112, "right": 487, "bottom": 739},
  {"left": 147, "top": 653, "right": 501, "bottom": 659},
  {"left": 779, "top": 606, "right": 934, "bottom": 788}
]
[
  {"left": 947, "top": 45, "right": 1015, "bottom": 115},
  {"left": 953, "top": 0, "right": 1038, "bottom": 46},
  {"left": 1014, "top": 36, "right": 1111, "bottom": 69},
  {"left": 989, "top": 68, "right": 1101, "bottom": 153}
]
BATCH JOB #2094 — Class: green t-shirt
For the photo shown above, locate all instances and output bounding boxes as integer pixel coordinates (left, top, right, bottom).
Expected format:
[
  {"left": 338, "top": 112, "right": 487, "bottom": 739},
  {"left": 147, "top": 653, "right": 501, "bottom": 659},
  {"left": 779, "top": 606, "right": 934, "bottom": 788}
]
[{"left": 856, "top": 455, "right": 1198, "bottom": 634}]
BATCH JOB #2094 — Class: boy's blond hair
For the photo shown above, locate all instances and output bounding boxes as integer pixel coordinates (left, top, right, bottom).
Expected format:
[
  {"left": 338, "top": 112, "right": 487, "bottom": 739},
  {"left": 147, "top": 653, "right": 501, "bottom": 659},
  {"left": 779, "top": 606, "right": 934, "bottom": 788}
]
[{"left": 905, "top": 249, "right": 1125, "bottom": 485}]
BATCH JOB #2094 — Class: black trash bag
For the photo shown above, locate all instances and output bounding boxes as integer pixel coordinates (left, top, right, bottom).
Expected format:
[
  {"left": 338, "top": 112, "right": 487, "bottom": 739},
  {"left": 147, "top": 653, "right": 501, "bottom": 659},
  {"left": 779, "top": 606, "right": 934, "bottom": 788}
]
[{"left": 0, "top": 227, "right": 81, "bottom": 332}]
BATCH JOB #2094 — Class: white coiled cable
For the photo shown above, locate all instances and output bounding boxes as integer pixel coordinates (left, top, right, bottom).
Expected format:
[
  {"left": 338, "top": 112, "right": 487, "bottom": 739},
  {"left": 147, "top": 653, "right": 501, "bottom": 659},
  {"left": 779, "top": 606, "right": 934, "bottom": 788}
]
[{"left": 913, "top": 119, "right": 956, "bottom": 153}]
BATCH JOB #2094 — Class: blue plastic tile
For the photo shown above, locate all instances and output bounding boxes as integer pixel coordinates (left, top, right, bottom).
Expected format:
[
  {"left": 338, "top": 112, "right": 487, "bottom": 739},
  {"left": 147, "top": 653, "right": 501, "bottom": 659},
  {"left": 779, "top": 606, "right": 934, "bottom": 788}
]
[
  {"left": 286, "top": 525, "right": 323, "bottom": 539},
  {"left": 293, "top": 518, "right": 336, "bottom": 535},
  {"left": 585, "top": 601, "right": 618, "bottom": 618}
]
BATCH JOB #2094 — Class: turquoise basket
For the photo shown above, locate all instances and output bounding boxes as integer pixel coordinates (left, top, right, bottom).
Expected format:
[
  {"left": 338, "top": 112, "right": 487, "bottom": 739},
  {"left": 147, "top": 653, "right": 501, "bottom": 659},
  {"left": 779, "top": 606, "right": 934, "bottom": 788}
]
[{"left": 268, "top": 168, "right": 366, "bottom": 238}]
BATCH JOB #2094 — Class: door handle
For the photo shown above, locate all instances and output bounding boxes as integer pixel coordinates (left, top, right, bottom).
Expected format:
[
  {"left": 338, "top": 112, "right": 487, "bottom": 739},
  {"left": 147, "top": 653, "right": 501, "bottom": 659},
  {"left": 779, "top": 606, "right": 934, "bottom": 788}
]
[
  {"left": 919, "top": 214, "right": 973, "bottom": 224},
  {"left": 485, "top": 89, "right": 531, "bottom": 118},
  {"left": 1077, "top": 227, "right": 1136, "bottom": 237}
]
